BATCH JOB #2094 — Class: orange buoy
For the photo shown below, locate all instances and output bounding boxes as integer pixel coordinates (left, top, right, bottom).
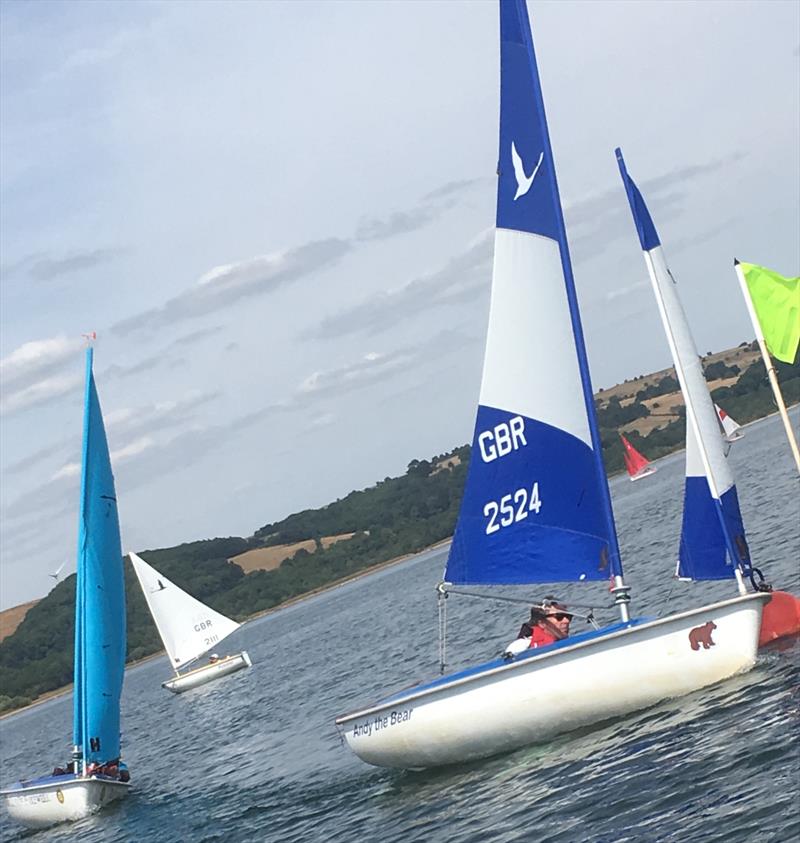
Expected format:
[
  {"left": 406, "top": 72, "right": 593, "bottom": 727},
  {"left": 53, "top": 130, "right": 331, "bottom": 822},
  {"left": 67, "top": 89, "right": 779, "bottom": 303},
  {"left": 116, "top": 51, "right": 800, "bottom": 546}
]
[{"left": 759, "top": 590, "right": 800, "bottom": 647}]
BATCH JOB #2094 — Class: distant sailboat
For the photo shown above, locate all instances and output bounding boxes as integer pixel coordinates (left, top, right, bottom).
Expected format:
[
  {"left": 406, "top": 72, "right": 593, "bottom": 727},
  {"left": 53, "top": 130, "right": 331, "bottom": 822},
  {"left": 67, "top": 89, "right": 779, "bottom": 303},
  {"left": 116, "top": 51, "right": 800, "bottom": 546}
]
[
  {"left": 334, "top": 0, "right": 768, "bottom": 771},
  {"left": 1, "top": 348, "right": 131, "bottom": 828},
  {"left": 129, "top": 552, "right": 251, "bottom": 693},
  {"left": 620, "top": 433, "right": 657, "bottom": 481},
  {"left": 715, "top": 404, "right": 744, "bottom": 442}
]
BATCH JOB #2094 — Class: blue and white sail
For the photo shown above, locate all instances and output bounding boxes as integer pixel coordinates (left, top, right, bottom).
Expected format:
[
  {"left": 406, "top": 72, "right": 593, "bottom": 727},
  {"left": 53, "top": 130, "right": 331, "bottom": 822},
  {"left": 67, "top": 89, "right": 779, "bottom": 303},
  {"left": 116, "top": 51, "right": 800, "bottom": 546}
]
[
  {"left": 73, "top": 347, "right": 126, "bottom": 769},
  {"left": 445, "top": 0, "right": 622, "bottom": 586},
  {"left": 616, "top": 149, "right": 750, "bottom": 582}
]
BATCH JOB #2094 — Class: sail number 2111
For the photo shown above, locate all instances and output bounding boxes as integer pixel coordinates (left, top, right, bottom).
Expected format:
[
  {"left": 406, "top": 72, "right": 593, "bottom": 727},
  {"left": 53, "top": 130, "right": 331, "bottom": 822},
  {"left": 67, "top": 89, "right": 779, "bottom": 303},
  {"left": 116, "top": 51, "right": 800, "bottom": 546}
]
[{"left": 484, "top": 483, "right": 542, "bottom": 534}]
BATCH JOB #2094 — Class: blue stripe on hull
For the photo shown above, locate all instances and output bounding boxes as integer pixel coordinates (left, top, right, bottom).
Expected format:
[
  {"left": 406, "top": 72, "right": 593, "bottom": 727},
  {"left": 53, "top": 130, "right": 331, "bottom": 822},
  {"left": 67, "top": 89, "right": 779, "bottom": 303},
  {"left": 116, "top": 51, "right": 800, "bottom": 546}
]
[
  {"left": 446, "top": 406, "right": 611, "bottom": 584},
  {"left": 679, "top": 478, "right": 747, "bottom": 580}
]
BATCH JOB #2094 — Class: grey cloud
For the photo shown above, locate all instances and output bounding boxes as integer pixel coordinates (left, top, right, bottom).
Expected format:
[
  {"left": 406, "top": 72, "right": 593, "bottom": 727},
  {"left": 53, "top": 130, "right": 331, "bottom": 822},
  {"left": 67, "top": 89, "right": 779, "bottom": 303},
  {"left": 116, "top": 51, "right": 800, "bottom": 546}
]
[
  {"left": 305, "top": 230, "right": 493, "bottom": 341},
  {"left": 355, "top": 178, "right": 484, "bottom": 243},
  {"left": 173, "top": 326, "right": 225, "bottom": 346},
  {"left": 111, "top": 237, "right": 351, "bottom": 337},
  {"left": 1, "top": 248, "right": 122, "bottom": 283},
  {"left": 566, "top": 154, "right": 740, "bottom": 261},
  {"left": 6, "top": 440, "right": 68, "bottom": 476},
  {"left": 355, "top": 207, "right": 437, "bottom": 242},
  {"left": 423, "top": 177, "right": 485, "bottom": 203},
  {"left": 295, "top": 327, "right": 473, "bottom": 406}
]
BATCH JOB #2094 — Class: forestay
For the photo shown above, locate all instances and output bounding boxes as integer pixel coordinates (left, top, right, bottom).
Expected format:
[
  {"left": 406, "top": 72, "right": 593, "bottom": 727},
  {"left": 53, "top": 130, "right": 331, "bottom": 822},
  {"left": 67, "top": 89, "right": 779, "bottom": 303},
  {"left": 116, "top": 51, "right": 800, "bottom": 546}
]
[
  {"left": 74, "top": 347, "right": 126, "bottom": 767},
  {"left": 129, "top": 552, "right": 240, "bottom": 669},
  {"left": 444, "top": 0, "right": 621, "bottom": 586},
  {"left": 616, "top": 150, "right": 750, "bottom": 582}
]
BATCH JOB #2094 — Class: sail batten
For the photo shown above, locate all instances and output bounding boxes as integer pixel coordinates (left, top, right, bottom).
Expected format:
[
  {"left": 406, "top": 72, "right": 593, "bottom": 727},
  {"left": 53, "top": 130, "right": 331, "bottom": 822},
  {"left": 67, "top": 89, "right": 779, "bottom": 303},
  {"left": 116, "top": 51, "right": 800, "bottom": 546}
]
[{"left": 444, "top": 0, "right": 622, "bottom": 586}]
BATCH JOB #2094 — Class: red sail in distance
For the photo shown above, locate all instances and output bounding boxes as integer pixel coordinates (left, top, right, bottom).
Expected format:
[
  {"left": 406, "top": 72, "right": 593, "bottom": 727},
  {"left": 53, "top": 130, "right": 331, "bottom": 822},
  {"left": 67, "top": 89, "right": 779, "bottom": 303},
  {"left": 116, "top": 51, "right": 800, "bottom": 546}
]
[{"left": 620, "top": 433, "right": 652, "bottom": 478}]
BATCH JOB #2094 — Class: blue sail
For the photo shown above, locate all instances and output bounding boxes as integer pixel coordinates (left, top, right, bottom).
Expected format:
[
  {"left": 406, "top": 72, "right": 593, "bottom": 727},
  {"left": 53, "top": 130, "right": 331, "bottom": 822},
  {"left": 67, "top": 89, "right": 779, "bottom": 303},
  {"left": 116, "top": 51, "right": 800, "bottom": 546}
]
[
  {"left": 73, "top": 348, "right": 126, "bottom": 767},
  {"left": 445, "top": 0, "right": 622, "bottom": 586},
  {"left": 616, "top": 149, "right": 750, "bottom": 581}
]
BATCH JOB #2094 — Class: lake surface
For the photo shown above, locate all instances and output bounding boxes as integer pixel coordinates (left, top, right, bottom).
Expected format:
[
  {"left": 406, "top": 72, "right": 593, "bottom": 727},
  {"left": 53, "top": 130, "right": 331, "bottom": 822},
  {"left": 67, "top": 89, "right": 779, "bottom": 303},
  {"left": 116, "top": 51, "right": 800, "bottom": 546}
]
[{"left": 1, "top": 411, "right": 798, "bottom": 842}]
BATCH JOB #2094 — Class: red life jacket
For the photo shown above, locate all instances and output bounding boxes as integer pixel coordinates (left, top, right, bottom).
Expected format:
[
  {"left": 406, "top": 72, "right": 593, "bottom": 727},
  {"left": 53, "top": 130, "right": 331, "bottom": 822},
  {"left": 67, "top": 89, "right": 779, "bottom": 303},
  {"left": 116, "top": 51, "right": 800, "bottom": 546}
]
[{"left": 529, "top": 625, "right": 557, "bottom": 648}]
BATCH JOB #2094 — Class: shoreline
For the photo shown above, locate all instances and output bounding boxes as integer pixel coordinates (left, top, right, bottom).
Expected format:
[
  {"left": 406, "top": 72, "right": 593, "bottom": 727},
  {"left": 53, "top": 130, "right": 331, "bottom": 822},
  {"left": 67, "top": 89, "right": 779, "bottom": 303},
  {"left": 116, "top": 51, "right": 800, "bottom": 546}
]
[
  {"left": 0, "top": 538, "right": 452, "bottom": 722},
  {"left": 3, "top": 404, "right": 795, "bottom": 721}
]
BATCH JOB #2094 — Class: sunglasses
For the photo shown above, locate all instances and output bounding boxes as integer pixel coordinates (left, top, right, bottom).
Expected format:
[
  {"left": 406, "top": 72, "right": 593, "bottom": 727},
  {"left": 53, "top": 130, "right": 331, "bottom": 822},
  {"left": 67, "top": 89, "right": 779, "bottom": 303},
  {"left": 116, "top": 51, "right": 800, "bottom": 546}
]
[{"left": 548, "top": 613, "right": 571, "bottom": 621}]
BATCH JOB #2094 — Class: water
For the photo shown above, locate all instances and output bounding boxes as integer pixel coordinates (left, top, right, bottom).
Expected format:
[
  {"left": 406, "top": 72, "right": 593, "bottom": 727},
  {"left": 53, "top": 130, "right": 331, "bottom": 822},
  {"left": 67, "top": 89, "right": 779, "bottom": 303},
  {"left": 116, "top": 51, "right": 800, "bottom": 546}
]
[{"left": 1, "top": 412, "right": 798, "bottom": 842}]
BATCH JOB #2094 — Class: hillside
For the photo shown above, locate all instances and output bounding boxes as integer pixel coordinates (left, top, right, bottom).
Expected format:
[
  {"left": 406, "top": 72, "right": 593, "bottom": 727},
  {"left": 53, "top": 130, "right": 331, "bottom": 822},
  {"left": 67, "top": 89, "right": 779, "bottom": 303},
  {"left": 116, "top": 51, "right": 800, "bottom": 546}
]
[{"left": 1, "top": 342, "right": 798, "bottom": 713}]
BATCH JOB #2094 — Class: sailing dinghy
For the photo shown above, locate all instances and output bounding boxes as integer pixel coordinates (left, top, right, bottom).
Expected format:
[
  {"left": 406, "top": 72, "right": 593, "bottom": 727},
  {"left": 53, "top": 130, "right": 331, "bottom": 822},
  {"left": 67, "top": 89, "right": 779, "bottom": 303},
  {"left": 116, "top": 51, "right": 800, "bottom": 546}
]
[
  {"left": 620, "top": 433, "right": 657, "bottom": 481},
  {"left": 334, "top": 0, "right": 768, "bottom": 770},
  {"left": 715, "top": 404, "right": 745, "bottom": 442},
  {"left": 129, "top": 551, "right": 251, "bottom": 693},
  {"left": 1, "top": 348, "right": 131, "bottom": 828}
]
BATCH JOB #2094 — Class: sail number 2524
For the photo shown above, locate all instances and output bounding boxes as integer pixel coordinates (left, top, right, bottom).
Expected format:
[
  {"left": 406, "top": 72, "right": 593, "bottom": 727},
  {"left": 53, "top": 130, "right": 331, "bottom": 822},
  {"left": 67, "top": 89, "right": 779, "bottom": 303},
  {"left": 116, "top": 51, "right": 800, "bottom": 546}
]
[{"left": 484, "top": 483, "right": 542, "bottom": 534}]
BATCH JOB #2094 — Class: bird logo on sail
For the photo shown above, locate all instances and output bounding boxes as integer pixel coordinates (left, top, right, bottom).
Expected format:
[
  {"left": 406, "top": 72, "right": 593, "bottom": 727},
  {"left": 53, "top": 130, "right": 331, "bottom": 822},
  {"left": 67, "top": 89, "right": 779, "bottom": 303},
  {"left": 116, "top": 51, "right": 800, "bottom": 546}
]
[{"left": 511, "top": 142, "right": 543, "bottom": 200}]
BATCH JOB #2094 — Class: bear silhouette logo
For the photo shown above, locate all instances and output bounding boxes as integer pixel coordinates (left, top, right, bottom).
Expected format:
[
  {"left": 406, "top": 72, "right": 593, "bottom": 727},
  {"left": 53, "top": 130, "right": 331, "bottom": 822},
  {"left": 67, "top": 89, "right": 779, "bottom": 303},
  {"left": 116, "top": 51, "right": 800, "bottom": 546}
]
[{"left": 688, "top": 621, "right": 717, "bottom": 651}]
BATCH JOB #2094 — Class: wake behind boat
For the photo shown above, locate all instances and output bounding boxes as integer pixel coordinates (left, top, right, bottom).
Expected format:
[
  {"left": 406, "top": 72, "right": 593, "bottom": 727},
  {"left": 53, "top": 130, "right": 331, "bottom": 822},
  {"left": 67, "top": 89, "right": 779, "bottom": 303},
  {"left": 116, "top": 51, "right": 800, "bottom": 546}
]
[
  {"left": 335, "top": 0, "right": 768, "bottom": 770},
  {"left": 129, "top": 551, "right": 251, "bottom": 693},
  {"left": 1, "top": 347, "right": 131, "bottom": 828}
]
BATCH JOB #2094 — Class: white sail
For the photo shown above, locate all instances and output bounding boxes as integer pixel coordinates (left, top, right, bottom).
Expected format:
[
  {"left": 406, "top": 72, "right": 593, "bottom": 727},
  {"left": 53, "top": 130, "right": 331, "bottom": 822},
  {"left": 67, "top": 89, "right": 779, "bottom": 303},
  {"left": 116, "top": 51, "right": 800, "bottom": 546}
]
[
  {"left": 129, "top": 551, "right": 241, "bottom": 670},
  {"left": 715, "top": 404, "right": 744, "bottom": 442}
]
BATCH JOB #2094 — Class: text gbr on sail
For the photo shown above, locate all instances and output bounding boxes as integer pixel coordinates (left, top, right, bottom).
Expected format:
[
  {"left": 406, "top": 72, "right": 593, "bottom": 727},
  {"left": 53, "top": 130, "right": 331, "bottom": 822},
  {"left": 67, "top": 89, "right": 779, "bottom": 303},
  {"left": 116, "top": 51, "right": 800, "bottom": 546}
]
[{"left": 478, "top": 415, "right": 527, "bottom": 462}]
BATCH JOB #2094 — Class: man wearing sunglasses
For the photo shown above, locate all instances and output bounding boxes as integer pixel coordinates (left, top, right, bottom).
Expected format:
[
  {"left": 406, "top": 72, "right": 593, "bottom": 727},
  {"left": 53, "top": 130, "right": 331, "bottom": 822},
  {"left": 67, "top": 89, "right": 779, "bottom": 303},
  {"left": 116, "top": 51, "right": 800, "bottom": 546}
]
[{"left": 505, "top": 601, "right": 572, "bottom": 657}]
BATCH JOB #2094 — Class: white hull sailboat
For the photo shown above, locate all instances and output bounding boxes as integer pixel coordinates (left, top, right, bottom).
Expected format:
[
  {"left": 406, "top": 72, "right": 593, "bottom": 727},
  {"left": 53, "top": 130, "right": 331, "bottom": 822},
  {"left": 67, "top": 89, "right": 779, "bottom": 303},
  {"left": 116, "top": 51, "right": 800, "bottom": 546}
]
[
  {"left": 338, "top": 594, "right": 765, "bottom": 769},
  {"left": 162, "top": 651, "right": 252, "bottom": 693},
  {"left": 336, "top": 0, "right": 768, "bottom": 771},
  {"left": 3, "top": 776, "right": 130, "bottom": 830},
  {"left": 129, "top": 551, "right": 251, "bottom": 694},
  {"left": 715, "top": 403, "right": 745, "bottom": 442},
  {"left": 1, "top": 347, "right": 131, "bottom": 827}
]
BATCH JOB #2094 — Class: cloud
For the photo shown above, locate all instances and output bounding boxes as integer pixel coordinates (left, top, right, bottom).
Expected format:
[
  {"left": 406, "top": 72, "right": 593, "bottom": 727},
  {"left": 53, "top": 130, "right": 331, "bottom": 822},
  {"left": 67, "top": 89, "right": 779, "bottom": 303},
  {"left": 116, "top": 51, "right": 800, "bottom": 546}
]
[
  {"left": 111, "top": 238, "right": 352, "bottom": 337},
  {"left": 295, "top": 327, "right": 473, "bottom": 404},
  {"left": 566, "top": 154, "right": 739, "bottom": 260},
  {"left": 0, "top": 335, "right": 84, "bottom": 390},
  {"left": 1, "top": 370, "right": 82, "bottom": 417},
  {"left": 1, "top": 247, "right": 123, "bottom": 283},
  {"left": 355, "top": 178, "right": 484, "bottom": 242},
  {"left": 304, "top": 228, "right": 493, "bottom": 341}
]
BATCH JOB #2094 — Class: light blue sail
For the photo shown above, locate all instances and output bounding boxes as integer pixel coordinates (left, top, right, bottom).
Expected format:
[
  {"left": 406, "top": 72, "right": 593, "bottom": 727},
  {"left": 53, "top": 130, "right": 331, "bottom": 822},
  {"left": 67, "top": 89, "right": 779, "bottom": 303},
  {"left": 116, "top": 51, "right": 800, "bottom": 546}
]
[
  {"left": 73, "top": 347, "right": 126, "bottom": 767},
  {"left": 445, "top": 0, "right": 622, "bottom": 586},
  {"left": 616, "top": 149, "right": 750, "bottom": 581}
]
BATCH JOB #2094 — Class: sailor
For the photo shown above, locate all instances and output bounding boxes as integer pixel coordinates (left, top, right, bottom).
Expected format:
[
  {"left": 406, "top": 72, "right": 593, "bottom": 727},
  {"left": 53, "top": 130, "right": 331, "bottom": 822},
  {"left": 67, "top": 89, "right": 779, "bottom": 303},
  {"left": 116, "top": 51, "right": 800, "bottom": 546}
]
[{"left": 504, "top": 602, "right": 572, "bottom": 656}]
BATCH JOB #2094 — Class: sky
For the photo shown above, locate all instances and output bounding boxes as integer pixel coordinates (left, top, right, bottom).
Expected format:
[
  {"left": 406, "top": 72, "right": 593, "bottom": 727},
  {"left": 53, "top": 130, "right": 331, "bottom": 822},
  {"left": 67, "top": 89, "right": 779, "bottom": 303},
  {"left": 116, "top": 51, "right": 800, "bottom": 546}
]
[{"left": 1, "top": 0, "right": 798, "bottom": 610}]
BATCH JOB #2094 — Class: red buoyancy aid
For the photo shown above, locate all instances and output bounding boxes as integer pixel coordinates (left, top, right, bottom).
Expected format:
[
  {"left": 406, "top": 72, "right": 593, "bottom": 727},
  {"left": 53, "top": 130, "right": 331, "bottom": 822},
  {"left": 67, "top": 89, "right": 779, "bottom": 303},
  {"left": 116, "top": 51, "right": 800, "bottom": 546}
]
[{"left": 529, "top": 625, "right": 558, "bottom": 648}]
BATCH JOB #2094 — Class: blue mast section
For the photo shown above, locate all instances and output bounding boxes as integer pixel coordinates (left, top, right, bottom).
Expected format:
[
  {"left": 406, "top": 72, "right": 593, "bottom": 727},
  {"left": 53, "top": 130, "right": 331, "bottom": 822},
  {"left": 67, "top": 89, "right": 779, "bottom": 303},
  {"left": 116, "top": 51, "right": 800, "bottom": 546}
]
[{"left": 504, "top": 0, "right": 624, "bottom": 579}]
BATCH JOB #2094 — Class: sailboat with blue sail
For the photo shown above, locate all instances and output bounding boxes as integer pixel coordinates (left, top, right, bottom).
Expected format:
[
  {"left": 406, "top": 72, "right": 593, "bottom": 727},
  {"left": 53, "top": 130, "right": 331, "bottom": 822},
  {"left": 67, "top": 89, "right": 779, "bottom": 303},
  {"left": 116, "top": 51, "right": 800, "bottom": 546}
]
[
  {"left": 334, "top": 0, "right": 768, "bottom": 770},
  {"left": 615, "top": 150, "right": 760, "bottom": 588},
  {"left": 1, "top": 347, "right": 131, "bottom": 828}
]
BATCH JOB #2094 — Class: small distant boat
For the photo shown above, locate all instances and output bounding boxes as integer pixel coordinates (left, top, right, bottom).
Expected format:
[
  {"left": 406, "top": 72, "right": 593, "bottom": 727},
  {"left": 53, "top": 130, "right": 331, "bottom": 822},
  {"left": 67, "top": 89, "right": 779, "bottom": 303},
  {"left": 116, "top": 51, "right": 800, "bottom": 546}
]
[
  {"left": 1, "top": 347, "right": 131, "bottom": 828},
  {"left": 715, "top": 404, "right": 745, "bottom": 442},
  {"left": 129, "top": 552, "right": 251, "bottom": 693},
  {"left": 620, "top": 433, "right": 657, "bottom": 481}
]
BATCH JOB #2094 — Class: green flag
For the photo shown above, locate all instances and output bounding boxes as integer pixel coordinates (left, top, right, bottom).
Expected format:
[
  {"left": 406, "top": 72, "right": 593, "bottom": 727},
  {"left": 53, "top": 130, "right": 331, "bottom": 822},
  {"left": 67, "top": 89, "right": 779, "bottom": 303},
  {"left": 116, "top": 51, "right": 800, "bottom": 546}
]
[{"left": 740, "top": 262, "right": 800, "bottom": 364}]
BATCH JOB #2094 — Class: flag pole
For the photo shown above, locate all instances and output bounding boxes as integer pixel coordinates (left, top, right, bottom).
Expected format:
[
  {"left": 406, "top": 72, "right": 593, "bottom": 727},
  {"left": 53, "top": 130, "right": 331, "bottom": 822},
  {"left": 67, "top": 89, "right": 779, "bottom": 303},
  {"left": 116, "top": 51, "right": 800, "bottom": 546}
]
[{"left": 734, "top": 259, "right": 800, "bottom": 474}]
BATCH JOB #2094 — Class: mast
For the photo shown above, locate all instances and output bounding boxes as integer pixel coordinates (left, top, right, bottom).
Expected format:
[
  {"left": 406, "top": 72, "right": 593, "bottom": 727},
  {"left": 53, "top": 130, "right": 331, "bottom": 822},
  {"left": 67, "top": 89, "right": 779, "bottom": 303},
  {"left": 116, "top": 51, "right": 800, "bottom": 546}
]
[{"left": 73, "top": 347, "right": 93, "bottom": 775}]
